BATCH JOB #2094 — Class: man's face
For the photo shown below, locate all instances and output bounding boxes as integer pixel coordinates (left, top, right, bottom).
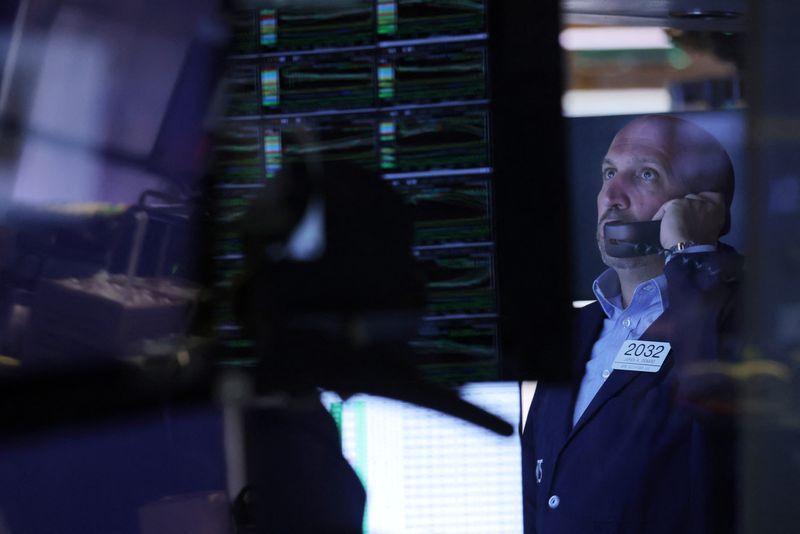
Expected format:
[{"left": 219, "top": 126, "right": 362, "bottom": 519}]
[{"left": 596, "top": 120, "right": 689, "bottom": 268}]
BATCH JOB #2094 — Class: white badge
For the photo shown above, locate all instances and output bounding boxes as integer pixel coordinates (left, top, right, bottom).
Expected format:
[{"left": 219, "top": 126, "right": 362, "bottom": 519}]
[{"left": 612, "top": 340, "right": 671, "bottom": 373}]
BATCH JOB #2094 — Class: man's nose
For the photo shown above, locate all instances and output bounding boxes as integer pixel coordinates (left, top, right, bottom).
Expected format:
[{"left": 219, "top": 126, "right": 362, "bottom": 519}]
[{"left": 598, "top": 174, "right": 630, "bottom": 211}]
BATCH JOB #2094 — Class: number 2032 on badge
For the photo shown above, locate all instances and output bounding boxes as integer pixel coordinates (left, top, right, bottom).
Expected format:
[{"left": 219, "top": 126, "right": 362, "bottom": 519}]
[{"left": 612, "top": 340, "right": 671, "bottom": 373}]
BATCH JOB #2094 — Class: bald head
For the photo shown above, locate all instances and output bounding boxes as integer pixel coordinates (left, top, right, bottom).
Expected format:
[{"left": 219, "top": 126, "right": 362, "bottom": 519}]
[{"left": 609, "top": 115, "right": 735, "bottom": 234}]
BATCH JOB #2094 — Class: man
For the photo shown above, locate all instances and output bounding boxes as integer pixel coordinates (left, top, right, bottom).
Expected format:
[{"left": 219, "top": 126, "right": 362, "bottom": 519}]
[{"left": 522, "top": 115, "right": 742, "bottom": 534}]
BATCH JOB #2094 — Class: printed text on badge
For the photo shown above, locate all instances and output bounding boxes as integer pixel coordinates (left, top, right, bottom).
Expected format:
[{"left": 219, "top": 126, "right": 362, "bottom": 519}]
[{"left": 612, "top": 340, "right": 672, "bottom": 373}]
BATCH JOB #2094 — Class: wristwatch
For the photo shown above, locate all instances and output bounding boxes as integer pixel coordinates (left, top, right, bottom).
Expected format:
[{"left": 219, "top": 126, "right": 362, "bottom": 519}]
[{"left": 666, "top": 241, "right": 697, "bottom": 255}]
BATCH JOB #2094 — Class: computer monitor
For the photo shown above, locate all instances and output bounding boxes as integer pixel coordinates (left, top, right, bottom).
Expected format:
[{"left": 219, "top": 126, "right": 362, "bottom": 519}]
[
  {"left": 321, "top": 381, "right": 523, "bottom": 534},
  {"left": 211, "top": 0, "right": 570, "bottom": 384}
]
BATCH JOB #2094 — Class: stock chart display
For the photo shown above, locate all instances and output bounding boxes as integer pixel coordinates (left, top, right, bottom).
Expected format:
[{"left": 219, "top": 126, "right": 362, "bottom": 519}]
[{"left": 215, "top": 0, "right": 496, "bottom": 383}]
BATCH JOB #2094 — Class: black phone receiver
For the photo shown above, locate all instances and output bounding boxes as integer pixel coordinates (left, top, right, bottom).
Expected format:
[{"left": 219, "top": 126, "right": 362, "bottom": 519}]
[{"left": 604, "top": 220, "right": 663, "bottom": 258}]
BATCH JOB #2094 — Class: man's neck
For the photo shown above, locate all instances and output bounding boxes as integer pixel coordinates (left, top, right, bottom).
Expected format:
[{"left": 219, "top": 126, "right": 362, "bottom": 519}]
[{"left": 614, "top": 263, "right": 664, "bottom": 308}]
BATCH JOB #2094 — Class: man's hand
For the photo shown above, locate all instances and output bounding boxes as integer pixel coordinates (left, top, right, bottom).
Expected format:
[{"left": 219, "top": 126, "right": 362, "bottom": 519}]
[{"left": 653, "top": 191, "right": 725, "bottom": 250}]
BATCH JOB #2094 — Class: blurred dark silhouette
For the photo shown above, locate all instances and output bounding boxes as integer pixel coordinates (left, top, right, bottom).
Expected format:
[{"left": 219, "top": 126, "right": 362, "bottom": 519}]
[{"left": 227, "top": 159, "right": 512, "bottom": 532}]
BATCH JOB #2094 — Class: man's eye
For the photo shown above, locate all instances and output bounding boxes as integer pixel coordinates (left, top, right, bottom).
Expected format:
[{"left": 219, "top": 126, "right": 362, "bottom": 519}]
[
  {"left": 602, "top": 168, "right": 616, "bottom": 181},
  {"left": 640, "top": 168, "right": 658, "bottom": 182}
]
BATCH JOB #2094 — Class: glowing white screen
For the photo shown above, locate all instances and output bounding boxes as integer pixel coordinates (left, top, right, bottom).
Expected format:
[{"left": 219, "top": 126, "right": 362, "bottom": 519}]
[{"left": 322, "top": 382, "right": 522, "bottom": 534}]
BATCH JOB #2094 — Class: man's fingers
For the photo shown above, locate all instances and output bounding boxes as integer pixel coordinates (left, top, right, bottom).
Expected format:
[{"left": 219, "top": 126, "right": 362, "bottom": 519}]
[
  {"left": 653, "top": 192, "right": 725, "bottom": 226},
  {"left": 695, "top": 191, "right": 725, "bottom": 206},
  {"left": 652, "top": 198, "right": 681, "bottom": 221}
]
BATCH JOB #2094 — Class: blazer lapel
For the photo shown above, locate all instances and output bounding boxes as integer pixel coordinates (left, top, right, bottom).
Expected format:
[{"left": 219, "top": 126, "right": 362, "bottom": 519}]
[
  {"left": 547, "top": 303, "right": 604, "bottom": 447},
  {"left": 573, "top": 303, "right": 606, "bottom": 381}
]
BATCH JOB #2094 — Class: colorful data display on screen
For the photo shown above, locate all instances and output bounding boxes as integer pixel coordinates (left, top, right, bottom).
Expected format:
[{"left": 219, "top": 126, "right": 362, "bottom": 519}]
[{"left": 215, "top": 1, "right": 496, "bottom": 383}]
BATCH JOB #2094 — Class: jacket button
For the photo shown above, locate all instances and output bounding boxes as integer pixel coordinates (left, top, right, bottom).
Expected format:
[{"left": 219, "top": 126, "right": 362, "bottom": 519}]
[{"left": 548, "top": 495, "right": 560, "bottom": 509}]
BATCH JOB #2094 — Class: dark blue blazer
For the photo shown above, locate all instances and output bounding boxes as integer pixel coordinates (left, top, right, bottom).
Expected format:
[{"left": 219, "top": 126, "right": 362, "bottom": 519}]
[{"left": 522, "top": 248, "right": 742, "bottom": 534}]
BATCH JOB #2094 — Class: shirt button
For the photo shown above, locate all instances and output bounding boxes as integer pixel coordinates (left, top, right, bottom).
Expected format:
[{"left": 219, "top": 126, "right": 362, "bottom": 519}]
[
  {"left": 548, "top": 495, "right": 560, "bottom": 509},
  {"left": 602, "top": 369, "right": 611, "bottom": 379},
  {"left": 643, "top": 284, "right": 653, "bottom": 291},
  {"left": 622, "top": 318, "right": 631, "bottom": 328}
]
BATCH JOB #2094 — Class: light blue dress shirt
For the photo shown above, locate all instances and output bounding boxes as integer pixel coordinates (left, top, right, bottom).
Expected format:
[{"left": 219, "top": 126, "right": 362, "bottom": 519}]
[{"left": 571, "top": 270, "right": 669, "bottom": 426}]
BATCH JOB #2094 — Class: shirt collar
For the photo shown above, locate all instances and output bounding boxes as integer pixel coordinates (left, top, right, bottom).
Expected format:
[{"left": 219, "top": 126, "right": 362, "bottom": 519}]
[{"left": 592, "top": 268, "right": 669, "bottom": 318}]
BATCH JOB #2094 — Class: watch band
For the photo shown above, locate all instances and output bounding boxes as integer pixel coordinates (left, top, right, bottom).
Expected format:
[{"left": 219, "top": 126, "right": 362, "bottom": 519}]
[{"left": 666, "top": 241, "right": 697, "bottom": 255}]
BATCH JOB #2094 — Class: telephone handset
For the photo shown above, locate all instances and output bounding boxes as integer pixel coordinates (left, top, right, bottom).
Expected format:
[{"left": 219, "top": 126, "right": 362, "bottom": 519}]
[{"left": 603, "top": 220, "right": 663, "bottom": 258}]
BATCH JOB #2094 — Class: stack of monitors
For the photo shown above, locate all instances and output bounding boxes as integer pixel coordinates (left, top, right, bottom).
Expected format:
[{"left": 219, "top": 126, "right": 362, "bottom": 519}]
[{"left": 214, "top": 0, "right": 497, "bottom": 383}]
